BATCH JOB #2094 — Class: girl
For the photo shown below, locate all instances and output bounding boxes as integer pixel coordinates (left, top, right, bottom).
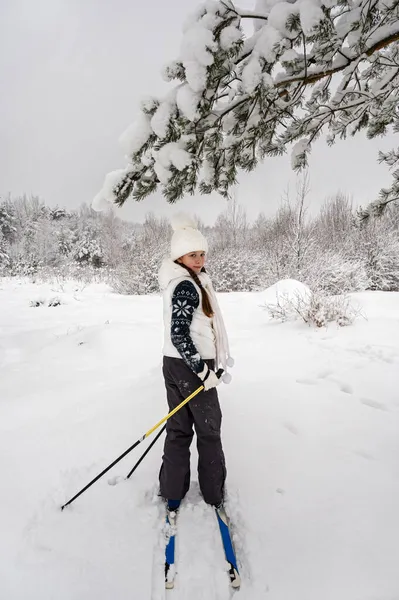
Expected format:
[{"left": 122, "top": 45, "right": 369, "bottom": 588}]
[{"left": 158, "top": 214, "right": 234, "bottom": 510}]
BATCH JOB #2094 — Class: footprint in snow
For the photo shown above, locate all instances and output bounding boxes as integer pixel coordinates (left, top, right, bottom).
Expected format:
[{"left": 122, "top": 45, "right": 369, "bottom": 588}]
[
  {"left": 338, "top": 381, "right": 353, "bottom": 394},
  {"left": 107, "top": 475, "right": 124, "bottom": 486},
  {"left": 317, "top": 369, "right": 334, "bottom": 379},
  {"left": 296, "top": 377, "right": 317, "bottom": 386},
  {"left": 283, "top": 421, "right": 299, "bottom": 435},
  {"left": 350, "top": 344, "right": 398, "bottom": 364},
  {"left": 297, "top": 374, "right": 354, "bottom": 395},
  {"left": 360, "top": 398, "right": 388, "bottom": 411},
  {"left": 327, "top": 377, "right": 354, "bottom": 394},
  {"left": 352, "top": 450, "right": 376, "bottom": 461}
]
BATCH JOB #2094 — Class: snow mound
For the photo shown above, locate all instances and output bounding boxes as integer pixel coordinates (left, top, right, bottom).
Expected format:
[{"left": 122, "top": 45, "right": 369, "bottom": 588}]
[{"left": 263, "top": 279, "right": 312, "bottom": 307}]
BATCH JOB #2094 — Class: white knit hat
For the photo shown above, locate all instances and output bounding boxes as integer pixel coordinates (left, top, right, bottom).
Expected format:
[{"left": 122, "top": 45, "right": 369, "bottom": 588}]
[{"left": 170, "top": 213, "right": 208, "bottom": 261}]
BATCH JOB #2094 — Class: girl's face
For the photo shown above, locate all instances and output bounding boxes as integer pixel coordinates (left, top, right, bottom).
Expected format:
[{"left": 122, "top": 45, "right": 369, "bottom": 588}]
[{"left": 177, "top": 250, "right": 206, "bottom": 274}]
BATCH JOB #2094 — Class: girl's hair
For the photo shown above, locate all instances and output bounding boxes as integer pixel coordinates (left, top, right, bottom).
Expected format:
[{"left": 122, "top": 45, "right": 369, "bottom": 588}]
[{"left": 176, "top": 262, "right": 214, "bottom": 318}]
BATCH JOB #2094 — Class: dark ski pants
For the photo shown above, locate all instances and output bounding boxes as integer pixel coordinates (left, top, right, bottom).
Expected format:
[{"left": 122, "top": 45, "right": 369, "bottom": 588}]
[{"left": 159, "top": 356, "right": 226, "bottom": 506}]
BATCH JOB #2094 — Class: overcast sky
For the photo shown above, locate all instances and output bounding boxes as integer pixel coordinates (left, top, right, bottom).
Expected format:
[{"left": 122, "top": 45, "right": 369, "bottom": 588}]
[{"left": 1, "top": 0, "right": 396, "bottom": 225}]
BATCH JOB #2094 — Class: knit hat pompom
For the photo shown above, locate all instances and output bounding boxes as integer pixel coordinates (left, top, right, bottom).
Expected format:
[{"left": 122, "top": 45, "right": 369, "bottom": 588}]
[
  {"left": 170, "top": 212, "right": 197, "bottom": 232},
  {"left": 170, "top": 212, "right": 208, "bottom": 261}
]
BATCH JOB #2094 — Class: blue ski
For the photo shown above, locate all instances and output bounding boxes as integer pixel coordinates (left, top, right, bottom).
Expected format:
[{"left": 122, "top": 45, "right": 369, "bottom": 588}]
[
  {"left": 215, "top": 505, "right": 241, "bottom": 589},
  {"left": 165, "top": 508, "right": 178, "bottom": 589}
]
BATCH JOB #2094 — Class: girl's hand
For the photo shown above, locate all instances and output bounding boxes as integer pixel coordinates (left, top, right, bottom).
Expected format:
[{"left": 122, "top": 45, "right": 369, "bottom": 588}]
[{"left": 198, "top": 364, "right": 222, "bottom": 391}]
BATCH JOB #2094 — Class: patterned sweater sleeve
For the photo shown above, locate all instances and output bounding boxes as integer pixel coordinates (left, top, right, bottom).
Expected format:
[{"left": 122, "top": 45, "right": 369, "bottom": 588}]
[{"left": 170, "top": 280, "right": 206, "bottom": 375}]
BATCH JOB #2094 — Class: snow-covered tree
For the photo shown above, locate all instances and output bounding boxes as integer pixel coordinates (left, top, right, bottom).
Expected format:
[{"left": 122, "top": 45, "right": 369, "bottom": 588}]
[
  {"left": 55, "top": 227, "right": 76, "bottom": 256},
  {"left": 141, "top": 212, "right": 171, "bottom": 245},
  {"left": 251, "top": 212, "right": 270, "bottom": 248},
  {"left": 0, "top": 199, "right": 17, "bottom": 242},
  {"left": 254, "top": 176, "right": 316, "bottom": 281},
  {"left": 351, "top": 216, "right": 399, "bottom": 289},
  {"left": 111, "top": 239, "right": 168, "bottom": 295},
  {"left": 284, "top": 174, "right": 316, "bottom": 275},
  {"left": 49, "top": 206, "right": 69, "bottom": 221},
  {"left": 213, "top": 193, "right": 248, "bottom": 248},
  {"left": 94, "top": 0, "right": 399, "bottom": 216},
  {"left": 73, "top": 229, "right": 104, "bottom": 267},
  {"left": 315, "top": 192, "right": 354, "bottom": 248},
  {"left": 0, "top": 231, "right": 10, "bottom": 274},
  {"left": 12, "top": 195, "right": 47, "bottom": 230},
  {"left": 303, "top": 250, "right": 369, "bottom": 292},
  {"left": 207, "top": 247, "right": 263, "bottom": 291}
]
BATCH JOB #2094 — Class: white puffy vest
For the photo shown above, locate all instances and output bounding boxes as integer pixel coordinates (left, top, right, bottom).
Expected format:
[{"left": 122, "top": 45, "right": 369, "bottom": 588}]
[{"left": 159, "top": 259, "right": 216, "bottom": 361}]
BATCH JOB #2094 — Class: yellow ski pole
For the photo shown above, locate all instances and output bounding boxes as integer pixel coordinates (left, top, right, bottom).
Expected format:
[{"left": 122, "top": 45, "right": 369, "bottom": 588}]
[{"left": 61, "top": 369, "right": 223, "bottom": 510}]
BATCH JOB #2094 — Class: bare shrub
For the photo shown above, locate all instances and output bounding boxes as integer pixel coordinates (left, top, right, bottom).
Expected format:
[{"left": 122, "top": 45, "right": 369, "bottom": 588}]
[{"left": 265, "top": 291, "right": 361, "bottom": 328}]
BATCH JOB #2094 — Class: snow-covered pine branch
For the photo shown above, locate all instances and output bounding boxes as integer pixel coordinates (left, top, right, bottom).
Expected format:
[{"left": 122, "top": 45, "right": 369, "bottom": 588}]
[{"left": 93, "top": 0, "right": 399, "bottom": 214}]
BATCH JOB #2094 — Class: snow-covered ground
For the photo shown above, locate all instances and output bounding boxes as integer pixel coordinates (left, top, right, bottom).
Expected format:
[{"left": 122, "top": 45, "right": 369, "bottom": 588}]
[{"left": 1, "top": 278, "right": 399, "bottom": 600}]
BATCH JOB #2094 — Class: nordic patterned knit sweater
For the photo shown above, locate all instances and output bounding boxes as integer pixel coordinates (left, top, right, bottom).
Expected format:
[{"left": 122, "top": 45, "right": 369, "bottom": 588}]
[
  {"left": 170, "top": 279, "right": 208, "bottom": 374},
  {"left": 158, "top": 258, "right": 233, "bottom": 376}
]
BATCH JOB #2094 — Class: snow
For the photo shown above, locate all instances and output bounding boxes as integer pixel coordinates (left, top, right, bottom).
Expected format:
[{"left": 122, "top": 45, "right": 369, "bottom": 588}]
[
  {"left": 221, "top": 111, "right": 238, "bottom": 133},
  {"left": 280, "top": 49, "right": 300, "bottom": 62},
  {"left": 268, "top": 2, "right": 299, "bottom": 37},
  {"left": 371, "top": 66, "right": 398, "bottom": 95},
  {"left": 92, "top": 167, "right": 130, "bottom": 211},
  {"left": 199, "top": 158, "right": 215, "bottom": 184},
  {"left": 182, "top": 5, "right": 207, "bottom": 33},
  {"left": 377, "top": 0, "right": 397, "bottom": 8},
  {"left": 255, "top": 25, "right": 283, "bottom": 63},
  {"left": 219, "top": 24, "right": 242, "bottom": 51},
  {"left": 150, "top": 101, "right": 176, "bottom": 139},
  {"left": 253, "top": 0, "right": 283, "bottom": 30},
  {"left": 161, "top": 60, "right": 181, "bottom": 83},
  {"left": 200, "top": 11, "right": 223, "bottom": 31},
  {"left": 291, "top": 137, "right": 309, "bottom": 169},
  {"left": 262, "top": 72, "right": 274, "bottom": 89},
  {"left": 1, "top": 278, "right": 399, "bottom": 599},
  {"left": 176, "top": 84, "right": 201, "bottom": 122},
  {"left": 153, "top": 142, "right": 192, "bottom": 184},
  {"left": 183, "top": 60, "right": 209, "bottom": 94},
  {"left": 182, "top": 1, "right": 223, "bottom": 33},
  {"left": 242, "top": 57, "right": 263, "bottom": 94},
  {"left": 255, "top": 0, "right": 323, "bottom": 39},
  {"left": 153, "top": 163, "right": 171, "bottom": 185},
  {"left": 159, "top": 142, "right": 191, "bottom": 170},
  {"left": 180, "top": 23, "right": 217, "bottom": 92},
  {"left": 263, "top": 278, "right": 312, "bottom": 307},
  {"left": 299, "top": 0, "right": 324, "bottom": 34},
  {"left": 255, "top": 0, "right": 324, "bottom": 37},
  {"left": 119, "top": 113, "right": 153, "bottom": 156},
  {"left": 140, "top": 96, "right": 159, "bottom": 114},
  {"left": 335, "top": 6, "right": 362, "bottom": 38}
]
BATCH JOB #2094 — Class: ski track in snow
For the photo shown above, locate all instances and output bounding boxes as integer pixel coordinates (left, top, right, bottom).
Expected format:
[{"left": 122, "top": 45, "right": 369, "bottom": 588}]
[{"left": 1, "top": 280, "right": 399, "bottom": 599}]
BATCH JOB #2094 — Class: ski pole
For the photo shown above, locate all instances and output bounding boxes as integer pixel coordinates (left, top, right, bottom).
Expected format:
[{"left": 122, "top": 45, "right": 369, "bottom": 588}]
[
  {"left": 61, "top": 369, "right": 223, "bottom": 510},
  {"left": 126, "top": 423, "right": 166, "bottom": 479}
]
